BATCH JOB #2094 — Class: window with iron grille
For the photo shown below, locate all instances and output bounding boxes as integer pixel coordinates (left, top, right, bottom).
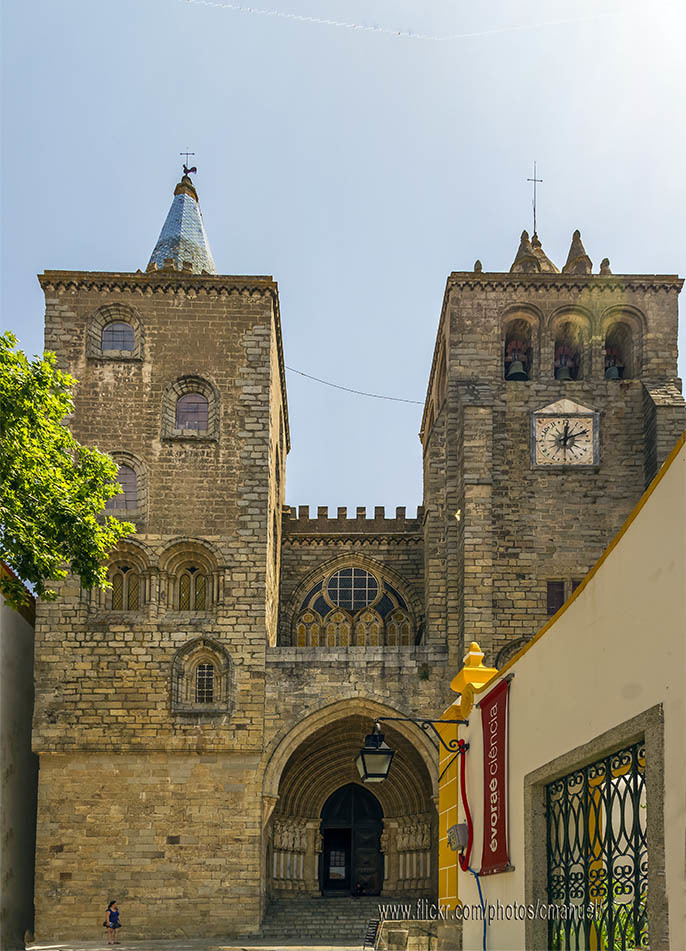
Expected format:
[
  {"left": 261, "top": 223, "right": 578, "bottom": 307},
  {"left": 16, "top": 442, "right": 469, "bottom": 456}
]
[
  {"left": 546, "top": 741, "right": 647, "bottom": 950},
  {"left": 176, "top": 392, "right": 209, "bottom": 430},
  {"left": 195, "top": 663, "right": 215, "bottom": 703},
  {"left": 101, "top": 321, "right": 135, "bottom": 351}
]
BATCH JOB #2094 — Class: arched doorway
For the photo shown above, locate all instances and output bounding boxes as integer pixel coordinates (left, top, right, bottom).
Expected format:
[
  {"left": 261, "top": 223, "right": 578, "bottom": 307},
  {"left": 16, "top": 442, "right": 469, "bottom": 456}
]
[
  {"left": 320, "top": 783, "right": 383, "bottom": 895},
  {"left": 263, "top": 708, "right": 437, "bottom": 901}
]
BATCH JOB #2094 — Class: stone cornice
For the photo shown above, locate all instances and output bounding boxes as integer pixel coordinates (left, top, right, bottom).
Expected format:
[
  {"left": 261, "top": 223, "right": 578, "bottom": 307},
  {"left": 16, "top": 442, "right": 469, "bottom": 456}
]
[
  {"left": 38, "top": 269, "right": 291, "bottom": 451},
  {"left": 446, "top": 271, "right": 684, "bottom": 294},
  {"left": 282, "top": 534, "right": 423, "bottom": 547}
]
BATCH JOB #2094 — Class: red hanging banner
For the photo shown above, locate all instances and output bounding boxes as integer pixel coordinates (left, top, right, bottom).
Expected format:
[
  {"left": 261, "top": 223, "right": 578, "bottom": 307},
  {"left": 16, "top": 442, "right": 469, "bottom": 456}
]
[{"left": 479, "top": 677, "right": 511, "bottom": 875}]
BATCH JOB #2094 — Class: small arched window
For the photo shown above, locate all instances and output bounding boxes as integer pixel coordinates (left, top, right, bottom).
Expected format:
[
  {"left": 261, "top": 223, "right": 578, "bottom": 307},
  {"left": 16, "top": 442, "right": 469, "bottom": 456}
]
[
  {"left": 101, "top": 321, "right": 135, "bottom": 352},
  {"left": 176, "top": 393, "right": 209, "bottom": 431},
  {"left": 504, "top": 318, "right": 533, "bottom": 381},
  {"left": 178, "top": 566, "right": 207, "bottom": 610},
  {"left": 355, "top": 609, "right": 382, "bottom": 646},
  {"left": 171, "top": 638, "right": 233, "bottom": 717},
  {"left": 554, "top": 321, "right": 585, "bottom": 381},
  {"left": 106, "top": 465, "right": 138, "bottom": 510},
  {"left": 325, "top": 609, "right": 352, "bottom": 647},
  {"left": 195, "top": 663, "right": 215, "bottom": 703},
  {"left": 605, "top": 323, "right": 634, "bottom": 379},
  {"left": 111, "top": 565, "right": 140, "bottom": 611}
]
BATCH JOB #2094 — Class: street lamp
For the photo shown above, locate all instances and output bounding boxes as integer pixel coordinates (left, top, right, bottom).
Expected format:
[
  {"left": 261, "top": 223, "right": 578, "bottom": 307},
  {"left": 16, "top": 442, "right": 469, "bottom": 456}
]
[
  {"left": 355, "top": 722, "right": 395, "bottom": 783},
  {"left": 356, "top": 715, "right": 469, "bottom": 783}
]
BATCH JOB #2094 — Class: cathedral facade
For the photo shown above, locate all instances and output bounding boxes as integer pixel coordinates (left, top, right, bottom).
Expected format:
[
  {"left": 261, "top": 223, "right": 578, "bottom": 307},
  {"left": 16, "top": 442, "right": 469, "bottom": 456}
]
[{"left": 32, "top": 172, "right": 684, "bottom": 938}]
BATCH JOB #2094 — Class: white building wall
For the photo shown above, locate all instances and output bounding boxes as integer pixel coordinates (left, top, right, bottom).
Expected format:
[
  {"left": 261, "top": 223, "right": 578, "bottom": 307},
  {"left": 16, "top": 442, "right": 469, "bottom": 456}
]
[{"left": 455, "top": 436, "right": 685, "bottom": 951}]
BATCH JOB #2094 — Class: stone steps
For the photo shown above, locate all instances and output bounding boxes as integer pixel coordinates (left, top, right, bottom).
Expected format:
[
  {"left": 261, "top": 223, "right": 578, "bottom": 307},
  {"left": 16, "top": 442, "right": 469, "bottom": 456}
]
[{"left": 257, "top": 895, "right": 416, "bottom": 942}]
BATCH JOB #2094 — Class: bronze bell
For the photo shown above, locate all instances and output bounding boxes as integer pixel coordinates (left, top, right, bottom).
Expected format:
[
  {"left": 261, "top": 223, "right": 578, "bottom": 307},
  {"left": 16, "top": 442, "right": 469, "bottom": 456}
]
[
  {"left": 605, "top": 365, "right": 620, "bottom": 380},
  {"left": 506, "top": 360, "right": 528, "bottom": 381},
  {"left": 555, "top": 365, "right": 573, "bottom": 382}
]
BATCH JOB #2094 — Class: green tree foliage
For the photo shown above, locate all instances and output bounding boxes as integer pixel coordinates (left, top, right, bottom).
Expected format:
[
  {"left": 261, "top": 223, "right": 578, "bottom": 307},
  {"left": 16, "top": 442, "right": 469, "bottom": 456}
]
[{"left": 0, "top": 332, "right": 134, "bottom": 609}]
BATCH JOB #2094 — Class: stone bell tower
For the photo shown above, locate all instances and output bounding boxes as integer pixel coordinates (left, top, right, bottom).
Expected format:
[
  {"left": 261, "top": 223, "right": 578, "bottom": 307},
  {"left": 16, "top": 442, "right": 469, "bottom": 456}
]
[
  {"left": 33, "top": 168, "right": 288, "bottom": 938},
  {"left": 420, "top": 229, "right": 684, "bottom": 668}
]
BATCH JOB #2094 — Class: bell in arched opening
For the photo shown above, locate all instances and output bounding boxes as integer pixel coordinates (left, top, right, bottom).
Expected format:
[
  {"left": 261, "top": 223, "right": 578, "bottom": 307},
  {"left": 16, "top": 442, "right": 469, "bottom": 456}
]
[{"left": 504, "top": 328, "right": 531, "bottom": 381}]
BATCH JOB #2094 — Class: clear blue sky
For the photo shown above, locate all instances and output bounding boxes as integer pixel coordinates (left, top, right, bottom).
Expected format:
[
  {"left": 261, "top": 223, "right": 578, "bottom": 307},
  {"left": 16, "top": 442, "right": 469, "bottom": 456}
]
[{"left": 2, "top": 0, "right": 685, "bottom": 512}]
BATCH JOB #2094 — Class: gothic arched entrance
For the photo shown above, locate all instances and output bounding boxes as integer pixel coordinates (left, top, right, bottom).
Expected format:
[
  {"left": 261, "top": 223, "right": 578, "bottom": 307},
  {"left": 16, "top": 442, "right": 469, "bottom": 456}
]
[
  {"left": 263, "top": 706, "right": 437, "bottom": 901},
  {"left": 320, "top": 783, "right": 383, "bottom": 895}
]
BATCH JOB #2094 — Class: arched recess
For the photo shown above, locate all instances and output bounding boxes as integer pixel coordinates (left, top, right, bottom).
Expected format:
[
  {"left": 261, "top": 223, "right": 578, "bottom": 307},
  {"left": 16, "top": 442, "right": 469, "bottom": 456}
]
[
  {"left": 159, "top": 537, "right": 224, "bottom": 610},
  {"left": 262, "top": 698, "right": 437, "bottom": 899},
  {"left": 283, "top": 554, "right": 422, "bottom": 644},
  {"left": 87, "top": 303, "right": 144, "bottom": 360},
  {"left": 502, "top": 306, "right": 541, "bottom": 381},
  {"left": 550, "top": 310, "right": 592, "bottom": 381},
  {"left": 601, "top": 307, "right": 644, "bottom": 379}
]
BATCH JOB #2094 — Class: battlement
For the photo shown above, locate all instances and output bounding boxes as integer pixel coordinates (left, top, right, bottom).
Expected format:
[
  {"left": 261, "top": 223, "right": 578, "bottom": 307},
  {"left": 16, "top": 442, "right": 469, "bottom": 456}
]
[{"left": 282, "top": 505, "right": 424, "bottom": 536}]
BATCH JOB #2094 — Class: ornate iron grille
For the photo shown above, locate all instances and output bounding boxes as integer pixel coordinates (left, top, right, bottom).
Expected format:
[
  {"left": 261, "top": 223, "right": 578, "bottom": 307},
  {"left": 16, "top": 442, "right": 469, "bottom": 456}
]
[{"left": 546, "top": 741, "right": 647, "bottom": 950}]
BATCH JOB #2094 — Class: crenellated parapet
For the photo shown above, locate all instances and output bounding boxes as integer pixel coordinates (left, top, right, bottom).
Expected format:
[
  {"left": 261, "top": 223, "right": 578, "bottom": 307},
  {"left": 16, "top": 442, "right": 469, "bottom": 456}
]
[{"left": 282, "top": 504, "right": 424, "bottom": 540}]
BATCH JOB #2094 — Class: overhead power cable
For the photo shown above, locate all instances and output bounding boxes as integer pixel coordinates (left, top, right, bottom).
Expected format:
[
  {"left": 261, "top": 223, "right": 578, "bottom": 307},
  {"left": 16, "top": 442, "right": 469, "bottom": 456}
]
[
  {"left": 285, "top": 366, "right": 423, "bottom": 404},
  {"left": 181, "top": 0, "right": 615, "bottom": 42}
]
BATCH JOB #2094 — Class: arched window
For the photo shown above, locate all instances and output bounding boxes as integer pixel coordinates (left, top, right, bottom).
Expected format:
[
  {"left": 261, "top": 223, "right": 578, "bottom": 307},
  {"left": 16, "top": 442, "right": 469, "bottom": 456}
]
[
  {"left": 553, "top": 320, "right": 586, "bottom": 381},
  {"left": 295, "top": 610, "right": 321, "bottom": 647},
  {"left": 105, "top": 465, "right": 137, "bottom": 510},
  {"left": 290, "top": 565, "right": 417, "bottom": 647},
  {"left": 386, "top": 609, "right": 412, "bottom": 646},
  {"left": 176, "top": 393, "right": 209, "bottom": 431},
  {"left": 355, "top": 609, "right": 382, "bottom": 646},
  {"left": 324, "top": 609, "right": 352, "bottom": 647},
  {"left": 178, "top": 565, "right": 207, "bottom": 610},
  {"left": 604, "top": 322, "right": 634, "bottom": 379},
  {"left": 110, "top": 565, "right": 140, "bottom": 611},
  {"left": 504, "top": 318, "right": 533, "bottom": 381},
  {"left": 102, "top": 321, "right": 135, "bottom": 352},
  {"left": 171, "top": 638, "right": 233, "bottom": 717}
]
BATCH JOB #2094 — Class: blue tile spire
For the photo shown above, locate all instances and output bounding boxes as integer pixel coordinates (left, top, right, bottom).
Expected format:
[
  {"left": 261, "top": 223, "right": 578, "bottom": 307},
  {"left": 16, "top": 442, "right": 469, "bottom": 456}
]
[{"left": 147, "top": 174, "right": 216, "bottom": 275}]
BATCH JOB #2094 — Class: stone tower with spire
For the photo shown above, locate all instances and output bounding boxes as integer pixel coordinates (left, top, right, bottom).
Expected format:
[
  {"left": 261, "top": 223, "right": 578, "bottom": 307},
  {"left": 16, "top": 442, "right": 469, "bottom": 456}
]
[
  {"left": 34, "top": 169, "right": 290, "bottom": 935},
  {"left": 420, "top": 228, "right": 684, "bottom": 669}
]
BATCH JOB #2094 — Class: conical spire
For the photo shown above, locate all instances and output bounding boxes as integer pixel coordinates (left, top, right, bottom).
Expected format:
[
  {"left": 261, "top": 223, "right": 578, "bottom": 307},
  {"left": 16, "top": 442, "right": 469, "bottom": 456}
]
[
  {"left": 531, "top": 233, "right": 559, "bottom": 273},
  {"left": 510, "top": 230, "right": 540, "bottom": 273},
  {"left": 147, "top": 173, "right": 216, "bottom": 275},
  {"left": 561, "top": 230, "right": 592, "bottom": 275}
]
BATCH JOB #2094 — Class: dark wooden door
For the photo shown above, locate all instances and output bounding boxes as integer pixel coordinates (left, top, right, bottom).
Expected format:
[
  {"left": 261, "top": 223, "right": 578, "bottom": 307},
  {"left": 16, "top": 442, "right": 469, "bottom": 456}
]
[{"left": 320, "top": 783, "right": 383, "bottom": 896}]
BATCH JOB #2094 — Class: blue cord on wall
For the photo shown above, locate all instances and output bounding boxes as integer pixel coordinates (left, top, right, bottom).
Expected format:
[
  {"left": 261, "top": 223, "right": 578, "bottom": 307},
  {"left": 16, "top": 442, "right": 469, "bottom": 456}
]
[{"left": 468, "top": 866, "right": 487, "bottom": 951}]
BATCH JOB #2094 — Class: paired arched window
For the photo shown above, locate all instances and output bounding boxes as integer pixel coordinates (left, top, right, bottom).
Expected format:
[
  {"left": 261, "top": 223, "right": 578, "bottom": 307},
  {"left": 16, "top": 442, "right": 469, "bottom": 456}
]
[
  {"left": 292, "top": 567, "right": 415, "bottom": 647},
  {"left": 102, "top": 321, "right": 135, "bottom": 352},
  {"left": 105, "top": 465, "right": 138, "bottom": 510},
  {"left": 171, "top": 638, "right": 233, "bottom": 716},
  {"left": 178, "top": 565, "right": 208, "bottom": 610},
  {"left": 110, "top": 564, "right": 140, "bottom": 611}
]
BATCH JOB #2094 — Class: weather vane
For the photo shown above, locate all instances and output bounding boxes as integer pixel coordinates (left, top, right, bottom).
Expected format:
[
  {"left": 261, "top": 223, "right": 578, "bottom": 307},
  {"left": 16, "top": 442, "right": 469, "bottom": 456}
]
[
  {"left": 527, "top": 161, "right": 543, "bottom": 236},
  {"left": 180, "top": 150, "right": 197, "bottom": 176}
]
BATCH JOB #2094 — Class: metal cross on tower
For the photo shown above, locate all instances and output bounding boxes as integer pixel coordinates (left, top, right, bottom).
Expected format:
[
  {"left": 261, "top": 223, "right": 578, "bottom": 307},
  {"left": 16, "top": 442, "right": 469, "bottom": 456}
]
[{"left": 527, "top": 161, "right": 543, "bottom": 236}]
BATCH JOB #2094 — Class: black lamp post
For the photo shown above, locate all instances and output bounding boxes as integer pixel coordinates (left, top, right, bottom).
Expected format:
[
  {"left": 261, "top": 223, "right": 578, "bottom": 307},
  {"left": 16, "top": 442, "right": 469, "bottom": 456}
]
[{"left": 355, "top": 722, "right": 395, "bottom": 783}]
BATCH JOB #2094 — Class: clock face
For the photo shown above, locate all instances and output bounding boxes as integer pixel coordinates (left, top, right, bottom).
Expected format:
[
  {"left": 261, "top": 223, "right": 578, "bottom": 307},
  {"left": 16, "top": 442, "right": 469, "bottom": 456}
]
[{"left": 533, "top": 414, "right": 597, "bottom": 466}]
